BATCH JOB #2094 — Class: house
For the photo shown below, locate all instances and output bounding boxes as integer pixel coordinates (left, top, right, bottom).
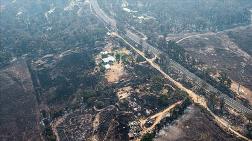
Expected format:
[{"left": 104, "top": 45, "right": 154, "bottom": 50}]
[
  {"left": 100, "top": 51, "right": 109, "bottom": 55},
  {"left": 104, "top": 64, "right": 111, "bottom": 69},
  {"left": 102, "top": 56, "right": 116, "bottom": 63}
]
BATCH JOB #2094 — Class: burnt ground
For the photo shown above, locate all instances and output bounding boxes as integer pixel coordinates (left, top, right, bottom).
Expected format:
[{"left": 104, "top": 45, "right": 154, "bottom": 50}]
[
  {"left": 155, "top": 105, "right": 241, "bottom": 141},
  {"left": 56, "top": 105, "right": 130, "bottom": 141},
  {"left": 227, "top": 26, "right": 252, "bottom": 56},
  {"left": 177, "top": 26, "right": 252, "bottom": 90},
  {"left": 0, "top": 60, "right": 41, "bottom": 141},
  {"left": 52, "top": 47, "right": 185, "bottom": 141}
]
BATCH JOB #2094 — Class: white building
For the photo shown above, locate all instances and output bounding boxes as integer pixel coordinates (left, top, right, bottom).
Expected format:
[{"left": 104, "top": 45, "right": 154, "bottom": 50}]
[
  {"left": 104, "top": 64, "right": 111, "bottom": 69},
  {"left": 102, "top": 56, "right": 116, "bottom": 63},
  {"left": 100, "top": 51, "right": 109, "bottom": 55}
]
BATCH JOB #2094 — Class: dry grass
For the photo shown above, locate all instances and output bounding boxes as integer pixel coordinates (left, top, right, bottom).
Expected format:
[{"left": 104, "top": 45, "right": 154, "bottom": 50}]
[
  {"left": 231, "top": 81, "right": 252, "bottom": 105},
  {"left": 105, "top": 62, "right": 125, "bottom": 83}
]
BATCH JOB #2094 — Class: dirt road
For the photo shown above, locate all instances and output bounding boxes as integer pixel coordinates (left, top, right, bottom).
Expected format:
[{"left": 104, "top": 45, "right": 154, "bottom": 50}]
[
  {"left": 117, "top": 35, "right": 250, "bottom": 141},
  {"left": 139, "top": 101, "right": 182, "bottom": 135}
]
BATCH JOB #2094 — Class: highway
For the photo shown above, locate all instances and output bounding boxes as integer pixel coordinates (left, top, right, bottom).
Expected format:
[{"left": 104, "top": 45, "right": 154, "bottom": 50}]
[
  {"left": 89, "top": 0, "right": 252, "bottom": 115},
  {"left": 90, "top": 0, "right": 116, "bottom": 28},
  {"left": 125, "top": 29, "right": 161, "bottom": 56}
]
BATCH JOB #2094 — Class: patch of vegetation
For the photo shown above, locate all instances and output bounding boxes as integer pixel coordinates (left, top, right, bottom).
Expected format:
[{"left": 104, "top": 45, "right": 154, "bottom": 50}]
[
  {"left": 115, "top": 53, "right": 121, "bottom": 62},
  {"left": 136, "top": 55, "right": 146, "bottom": 63},
  {"left": 95, "top": 101, "right": 105, "bottom": 109},
  {"left": 42, "top": 126, "right": 56, "bottom": 141},
  {"left": 150, "top": 76, "right": 164, "bottom": 92},
  {"left": 81, "top": 89, "right": 97, "bottom": 101},
  {"left": 141, "top": 132, "right": 155, "bottom": 141}
]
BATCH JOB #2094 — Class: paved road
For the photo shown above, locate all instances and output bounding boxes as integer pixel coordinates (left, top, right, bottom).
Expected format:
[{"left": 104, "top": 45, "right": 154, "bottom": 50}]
[
  {"left": 90, "top": 0, "right": 116, "bottom": 29},
  {"left": 125, "top": 29, "right": 161, "bottom": 56},
  {"left": 90, "top": 0, "right": 252, "bottom": 115}
]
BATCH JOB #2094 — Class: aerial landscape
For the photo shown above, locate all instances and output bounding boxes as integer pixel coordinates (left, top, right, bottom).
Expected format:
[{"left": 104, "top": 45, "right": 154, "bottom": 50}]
[{"left": 0, "top": 0, "right": 252, "bottom": 141}]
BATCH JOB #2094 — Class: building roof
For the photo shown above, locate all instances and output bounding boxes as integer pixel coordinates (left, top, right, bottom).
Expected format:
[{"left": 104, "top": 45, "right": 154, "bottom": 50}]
[
  {"left": 104, "top": 64, "right": 111, "bottom": 69},
  {"left": 102, "top": 56, "right": 115, "bottom": 63},
  {"left": 100, "top": 51, "right": 109, "bottom": 55}
]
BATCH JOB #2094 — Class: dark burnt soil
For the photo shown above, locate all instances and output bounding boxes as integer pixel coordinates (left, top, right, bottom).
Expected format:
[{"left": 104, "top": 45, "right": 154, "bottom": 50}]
[
  {"left": 178, "top": 27, "right": 252, "bottom": 90},
  {"left": 155, "top": 105, "right": 241, "bottom": 141},
  {"left": 0, "top": 60, "right": 41, "bottom": 141}
]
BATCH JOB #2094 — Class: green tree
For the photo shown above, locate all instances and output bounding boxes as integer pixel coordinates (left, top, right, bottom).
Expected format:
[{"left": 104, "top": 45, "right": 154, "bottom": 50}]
[
  {"left": 158, "top": 95, "right": 169, "bottom": 107},
  {"left": 136, "top": 55, "right": 145, "bottom": 63},
  {"left": 151, "top": 76, "right": 164, "bottom": 92},
  {"left": 115, "top": 53, "right": 121, "bottom": 62},
  {"left": 218, "top": 72, "right": 232, "bottom": 88},
  {"left": 141, "top": 133, "right": 155, "bottom": 141},
  {"left": 81, "top": 89, "right": 96, "bottom": 101}
]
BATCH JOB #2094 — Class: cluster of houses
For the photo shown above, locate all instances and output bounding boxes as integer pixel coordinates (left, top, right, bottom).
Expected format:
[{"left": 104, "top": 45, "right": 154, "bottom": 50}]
[
  {"left": 100, "top": 51, "right": 116, "bottom": 70},
  {"left": 128, "top": 121, "right": 142, "bottom": 140}
]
